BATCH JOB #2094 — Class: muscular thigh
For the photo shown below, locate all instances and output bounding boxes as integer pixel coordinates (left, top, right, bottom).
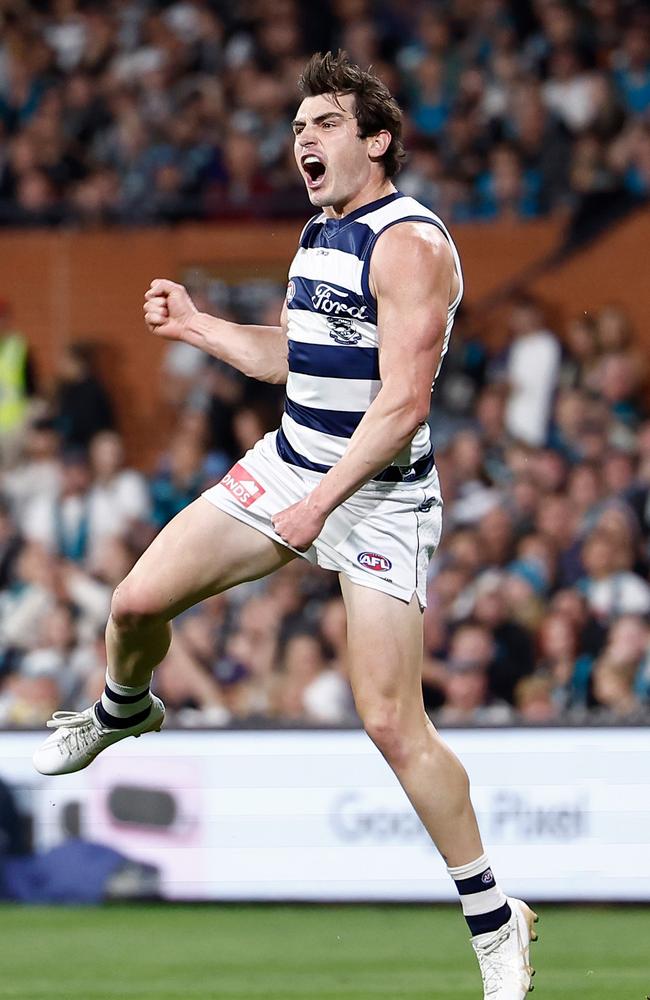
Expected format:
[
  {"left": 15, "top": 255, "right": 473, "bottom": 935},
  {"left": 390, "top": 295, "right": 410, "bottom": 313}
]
[
  {"left": 339, "top": 575, "right": 426, "bottom": 716},
  {"left": 121, "top": 497, "right": 296, "bottom": 620}
]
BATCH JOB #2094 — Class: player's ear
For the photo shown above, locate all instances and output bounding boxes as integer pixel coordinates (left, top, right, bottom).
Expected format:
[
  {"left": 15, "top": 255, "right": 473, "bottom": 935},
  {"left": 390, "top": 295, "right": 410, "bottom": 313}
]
[{"left": 368, "top": 130, "right": 392, "bottom": 162}]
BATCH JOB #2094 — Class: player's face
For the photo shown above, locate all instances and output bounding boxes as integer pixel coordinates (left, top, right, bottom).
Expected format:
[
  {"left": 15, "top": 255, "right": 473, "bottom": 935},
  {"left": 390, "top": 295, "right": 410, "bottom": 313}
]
[{"left": 292, "top": 93, "right": 374, "bottom": 211}]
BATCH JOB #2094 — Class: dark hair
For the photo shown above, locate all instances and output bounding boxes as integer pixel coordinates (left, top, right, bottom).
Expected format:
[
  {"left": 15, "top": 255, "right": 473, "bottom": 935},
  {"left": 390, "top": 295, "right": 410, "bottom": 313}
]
[{"left": 298, "top": 51, "right": 406, "bottom": 178}]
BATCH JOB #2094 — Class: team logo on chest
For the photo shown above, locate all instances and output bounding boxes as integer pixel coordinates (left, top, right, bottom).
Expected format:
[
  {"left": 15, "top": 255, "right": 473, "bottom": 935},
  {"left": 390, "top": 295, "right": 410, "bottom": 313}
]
[
  {"left": 327, "top": 317, "right": 362, "bottom": 345},
  {"left": 286, "top": 279, "right": 296, "bottom": 304}
]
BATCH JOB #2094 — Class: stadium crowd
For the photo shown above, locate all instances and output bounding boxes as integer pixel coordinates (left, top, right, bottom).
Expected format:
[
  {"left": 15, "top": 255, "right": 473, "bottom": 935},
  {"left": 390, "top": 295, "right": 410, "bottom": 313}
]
[
  {"left": 0, "top": 0, "right": 649, "bottom": 226},
  {"left": 0, "top": 285, "right": 648, "bottom": 729}
]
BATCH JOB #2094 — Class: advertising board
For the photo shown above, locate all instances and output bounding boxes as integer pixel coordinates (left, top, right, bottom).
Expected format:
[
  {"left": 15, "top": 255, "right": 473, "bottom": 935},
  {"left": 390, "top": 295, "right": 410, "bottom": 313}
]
[{"left": 2, "top": 728, "right": 649, "bottom": 901}]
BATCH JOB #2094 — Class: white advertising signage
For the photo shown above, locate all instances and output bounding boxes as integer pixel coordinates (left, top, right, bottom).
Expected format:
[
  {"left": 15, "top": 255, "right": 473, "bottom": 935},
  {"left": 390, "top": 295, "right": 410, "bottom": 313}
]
[{"left": 2, "top": 728, "right": 649, "bottom": 901}]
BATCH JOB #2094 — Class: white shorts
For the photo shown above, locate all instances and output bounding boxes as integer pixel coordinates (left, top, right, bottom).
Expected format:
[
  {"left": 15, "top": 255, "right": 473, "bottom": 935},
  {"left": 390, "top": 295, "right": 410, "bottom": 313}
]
[{"left": 202, "top": 431, "right": 443, "bottom": 607}]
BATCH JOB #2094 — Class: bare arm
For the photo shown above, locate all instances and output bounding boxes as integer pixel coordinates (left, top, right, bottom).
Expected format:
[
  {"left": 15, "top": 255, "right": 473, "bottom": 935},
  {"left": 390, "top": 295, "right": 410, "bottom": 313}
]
[
  {"left": 272, "top": 222, "right": 456, "bottom": 547},
  {"left": 144, "top": 279, "right": 289, "bottom": 384}
]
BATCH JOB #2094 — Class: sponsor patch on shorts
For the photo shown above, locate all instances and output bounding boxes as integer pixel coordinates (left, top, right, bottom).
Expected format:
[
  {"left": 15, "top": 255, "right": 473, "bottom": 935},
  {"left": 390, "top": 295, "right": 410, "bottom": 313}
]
[
  {"left": 220, "top": 463, "right": 266, "bottom": 508},
  {"left": 357, "top": 551, "right": 392, "bottom": 572}
]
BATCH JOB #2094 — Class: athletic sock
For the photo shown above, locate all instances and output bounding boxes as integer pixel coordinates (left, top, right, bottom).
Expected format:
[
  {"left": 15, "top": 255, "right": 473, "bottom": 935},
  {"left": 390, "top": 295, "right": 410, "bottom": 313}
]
[
  {"left": 447, "top": 852, "right": 511, "bottom": 936},
  {"left": 95, "top": 670, "right": 153, "bottom": 729}
]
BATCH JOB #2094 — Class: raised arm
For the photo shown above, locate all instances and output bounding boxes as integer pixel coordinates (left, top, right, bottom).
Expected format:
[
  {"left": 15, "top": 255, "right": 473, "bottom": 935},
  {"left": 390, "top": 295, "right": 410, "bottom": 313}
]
[
  {"left": 272, "top": 221, "right": 457, "bottom": 548},
  {"left": 144, "top": 278, "right": 289, "bottom": 384}
]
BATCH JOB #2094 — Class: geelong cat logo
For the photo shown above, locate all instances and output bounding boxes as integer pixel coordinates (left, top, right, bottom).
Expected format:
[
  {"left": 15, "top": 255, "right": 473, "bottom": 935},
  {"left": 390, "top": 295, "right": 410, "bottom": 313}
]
[
  {"left": 357, "top": 551, "right": 392, "bottom": 572},
  {"left": 286, "top": 279, "right": 296, "bottom": 303},
  {"left": 327, "top": 317, "right": 361, "bottom": 345},
  {"left": 311, "top": 283, "right": 368, "bottom": 319}
]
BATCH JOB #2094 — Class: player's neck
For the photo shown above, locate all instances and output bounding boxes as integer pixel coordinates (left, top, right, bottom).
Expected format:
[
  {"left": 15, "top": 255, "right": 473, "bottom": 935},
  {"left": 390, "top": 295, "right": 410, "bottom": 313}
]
[{"left": 323, "top": 178, "right": 396, "bottom": 221}]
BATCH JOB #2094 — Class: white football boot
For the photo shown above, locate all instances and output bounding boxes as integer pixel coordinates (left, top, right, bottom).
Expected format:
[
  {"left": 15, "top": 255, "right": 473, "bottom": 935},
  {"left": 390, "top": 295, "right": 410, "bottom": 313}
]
[
  {"left": 471, "top": 897, "right": 539, "bottom": 998},
  {"left": 33, "top": 697, "right": 165, "bottom": 775}
]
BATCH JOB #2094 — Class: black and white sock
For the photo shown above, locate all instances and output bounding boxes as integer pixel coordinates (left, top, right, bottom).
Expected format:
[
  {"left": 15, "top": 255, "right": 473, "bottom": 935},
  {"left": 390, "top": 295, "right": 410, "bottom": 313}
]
[
  {"left": 448, "top": 852, "right": 511, "bottom": 937},
  {"left": 95, "top": 671, "right": 153, "bottom": 730}
]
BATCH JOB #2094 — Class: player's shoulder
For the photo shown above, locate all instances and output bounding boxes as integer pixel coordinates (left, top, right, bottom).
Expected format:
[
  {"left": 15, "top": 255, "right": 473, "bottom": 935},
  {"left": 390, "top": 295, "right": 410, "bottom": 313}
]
[
  {"left": 361, "top": 193, "right": 452, "bottom": 257},
  {"left": 371, "top": 217, "right": 453, "bottom": 274}
]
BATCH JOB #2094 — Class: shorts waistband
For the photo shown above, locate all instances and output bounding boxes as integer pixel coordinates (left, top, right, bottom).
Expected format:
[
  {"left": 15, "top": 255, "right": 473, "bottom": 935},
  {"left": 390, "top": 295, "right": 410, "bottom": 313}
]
[
  {"left": 275, "top": 428, "right": 435, "bottom": 484},
  {"left": 374, "top": 448, "right": 435, "bottom": 483}
]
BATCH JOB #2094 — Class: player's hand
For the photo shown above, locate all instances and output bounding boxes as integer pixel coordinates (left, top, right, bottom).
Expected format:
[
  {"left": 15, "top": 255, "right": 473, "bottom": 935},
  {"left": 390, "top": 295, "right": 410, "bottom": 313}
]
[
  {"left": 271, "top": 494, "right": 328, "bottom": 551},
  {"left": 144, "top": 279, "right": 198, "bottom": 341}
]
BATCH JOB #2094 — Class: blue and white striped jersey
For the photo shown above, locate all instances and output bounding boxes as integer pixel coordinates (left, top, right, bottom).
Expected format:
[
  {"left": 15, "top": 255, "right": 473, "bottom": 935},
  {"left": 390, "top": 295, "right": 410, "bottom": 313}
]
[{"left": 276, "top": 191, "right": 463, "bottom": 483}]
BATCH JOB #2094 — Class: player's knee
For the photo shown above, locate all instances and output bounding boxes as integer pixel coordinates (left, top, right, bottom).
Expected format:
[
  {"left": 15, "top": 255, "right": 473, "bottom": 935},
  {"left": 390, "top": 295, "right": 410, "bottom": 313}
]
[
  {"left": 361, "top": 701, "right": 412, "bottom": 769},
  {"left": 110, "top": 580, "right": 166, "bottom": 631}
]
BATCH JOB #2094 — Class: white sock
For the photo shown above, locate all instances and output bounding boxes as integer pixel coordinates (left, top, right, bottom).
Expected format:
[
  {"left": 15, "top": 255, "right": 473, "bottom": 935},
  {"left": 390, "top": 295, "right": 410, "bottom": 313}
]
[
  {"left": 95, "top": 670, "right": 152, "bottom": 730},
  {"left": 447, "top": 852, "right": 511, "bottom": 936}
]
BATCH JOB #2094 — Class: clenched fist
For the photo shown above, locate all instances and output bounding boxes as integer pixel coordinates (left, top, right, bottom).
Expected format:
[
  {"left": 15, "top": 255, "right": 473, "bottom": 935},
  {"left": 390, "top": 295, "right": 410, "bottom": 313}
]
[{"left": 144, "top": 279, "right": 198, "bottom": 341}]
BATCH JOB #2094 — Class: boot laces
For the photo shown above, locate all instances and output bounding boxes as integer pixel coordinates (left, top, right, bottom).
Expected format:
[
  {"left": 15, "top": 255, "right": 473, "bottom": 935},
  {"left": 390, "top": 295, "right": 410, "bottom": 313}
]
[
  {"left": 474, "top": 923, "right": 512, "bottom": 995},
  {"left": 46, "top": 709, "right": 101, "bottom": 755}
]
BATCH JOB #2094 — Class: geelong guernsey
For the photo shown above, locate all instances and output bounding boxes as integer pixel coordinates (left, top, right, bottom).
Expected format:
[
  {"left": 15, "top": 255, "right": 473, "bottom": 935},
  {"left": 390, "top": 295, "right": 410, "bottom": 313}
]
[{"left": 276, "top": 191, "right": 463, "bottom": 483}]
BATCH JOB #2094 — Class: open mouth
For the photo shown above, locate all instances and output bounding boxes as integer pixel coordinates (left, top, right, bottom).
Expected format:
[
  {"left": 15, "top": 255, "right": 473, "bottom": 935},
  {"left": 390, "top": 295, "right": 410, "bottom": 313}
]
[{"left": 301, "top": 154, "right": 327, "bottom": 189}]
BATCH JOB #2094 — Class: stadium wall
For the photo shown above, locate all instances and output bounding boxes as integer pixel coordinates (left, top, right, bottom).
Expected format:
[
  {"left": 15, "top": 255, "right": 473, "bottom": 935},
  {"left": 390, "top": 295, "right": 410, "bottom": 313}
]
[{"left": 3, "top": 727, "right": 649, "bottom": 902}]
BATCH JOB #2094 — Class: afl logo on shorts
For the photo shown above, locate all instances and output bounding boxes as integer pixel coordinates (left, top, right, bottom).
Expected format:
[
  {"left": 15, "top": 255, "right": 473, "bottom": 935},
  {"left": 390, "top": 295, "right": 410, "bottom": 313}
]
[
  {"left": 357, "top": 551, "right": 392, "bottom": 572},
  {"left": 286, "top": 279, "right": 296, "bottom": 303}
]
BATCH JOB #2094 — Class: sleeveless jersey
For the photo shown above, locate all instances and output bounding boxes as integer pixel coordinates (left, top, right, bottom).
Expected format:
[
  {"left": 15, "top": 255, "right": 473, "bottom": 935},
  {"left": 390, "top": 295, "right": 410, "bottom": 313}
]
[{"left": 277, "top": 191, "right": 463, "bottom": 483}]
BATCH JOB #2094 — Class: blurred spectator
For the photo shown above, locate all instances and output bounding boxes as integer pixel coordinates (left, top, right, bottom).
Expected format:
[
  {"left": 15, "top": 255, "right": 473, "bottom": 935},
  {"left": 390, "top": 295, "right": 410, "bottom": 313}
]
[
  {"left": 433, "top": 623, "right": 514, "bottom": 725},
  {"left": 472, "top": 579, "right": 536, "bottom": 703},
  {"left": 590, "top": 652, "right": 646, "bottom": 722},
  {"left": 0, "top": 674, "right": 61, "bottom": 727},
  {"left": 154, "top": 624, "right": 230, "bottom": 726},
  {"left": 0, "top": 543, "right": 59, "bottom": 656},
  {"left": 18, "top": 602, "right": 88, "bottom": 701},
  {"left": 150, "top": 434, "right": 208, "bottom": 528},
  {"left": 560, "top": 314, "right": 599, "bottom": 389},
  {"left": 0, "top": 300, "right": 38, "bottom": 467},
  {"left": 476, "top": 143, "right": 541, "bottom": 220},
  {"left": 542, "top": 46, "right": 600, "bottom": 133},
  {"left": 443, "top": 429, "right": 500, "bottom": 526},
  {"left": 2, "top": 419, "right": 61, "bottom": 519},
  {"left": 612, "top": 24, "right": 650, "bottom": 115},
  {"left": 87, "top": 431, "right": 150, "bottom": 548},
  {"left": 52, "top": 342, "right": 115, "bottom": 449},
  {"left": 22, "top": 450, "right": 95, "bottom": 564},
  {"left": 514, "top": 674, "right": 560, "bottom": 723},
  {"left": 579, "top": 529, "right": 650, "bottom": 622},
  {"left": 273, "top": 632, "right": 353, "bottom": 724},
  {"left": 502, "top": 296, "right": 561, "bottom": 447},
  {"left": 0, "top": 499, "right": 21, "bottom": 593},
  {"left": 535, "top": 610, "right": 593, "bottom": 710},
  {"left": 596, "top": 614, "right": 650, "bottom": 703}
]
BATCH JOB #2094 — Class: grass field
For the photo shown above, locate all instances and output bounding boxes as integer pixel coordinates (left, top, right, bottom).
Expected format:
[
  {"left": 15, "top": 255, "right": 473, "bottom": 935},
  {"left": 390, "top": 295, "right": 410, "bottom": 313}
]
[{"left": 0, "top": 903, "right": 647, "bottom": 999}]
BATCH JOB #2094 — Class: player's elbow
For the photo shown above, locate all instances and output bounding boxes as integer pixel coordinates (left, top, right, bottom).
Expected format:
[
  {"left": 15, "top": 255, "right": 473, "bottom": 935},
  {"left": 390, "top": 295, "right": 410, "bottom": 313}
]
[
  {"left": 398, "top": 395, "right": 430, "bottom": 433},
  {"left": 269, "top": 363, "right": 289, "bottom": 385},
  {"left": 411, "top": 396, "right": 431, "bottom": 428},
  {"left": 383, "top": 394, "right": 429, "bottom": 438}
]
